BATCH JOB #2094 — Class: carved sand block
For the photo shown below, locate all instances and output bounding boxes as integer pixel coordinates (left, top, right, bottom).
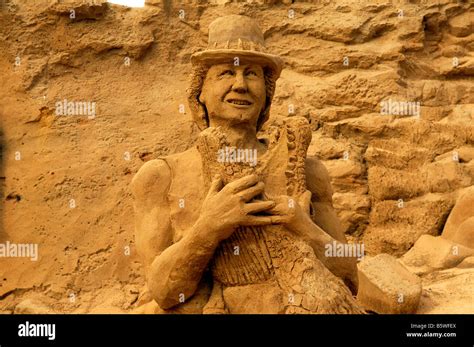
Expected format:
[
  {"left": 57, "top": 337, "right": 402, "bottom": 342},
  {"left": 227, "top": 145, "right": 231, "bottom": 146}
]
[
  {"left": 442, "top": 186, "right": 474, "bottom": 249},
  {"left": 401, "top": 235, "right": 474, "bottom": 275},
  {"left": 358, "top": 254, "right": 422, "bottom": 314}
]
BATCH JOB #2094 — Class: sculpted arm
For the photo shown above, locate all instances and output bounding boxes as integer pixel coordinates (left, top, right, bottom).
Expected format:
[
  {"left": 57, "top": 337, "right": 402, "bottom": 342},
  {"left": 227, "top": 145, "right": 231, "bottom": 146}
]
[
  {"left": 304, "top": 157, "right": 359, "bottom": 294},
  {"left": 132, "top": 159, "right": 218, "bottom": 309},
  {"left": 270, "top": 157, "right": 359, "bottom": 294}
]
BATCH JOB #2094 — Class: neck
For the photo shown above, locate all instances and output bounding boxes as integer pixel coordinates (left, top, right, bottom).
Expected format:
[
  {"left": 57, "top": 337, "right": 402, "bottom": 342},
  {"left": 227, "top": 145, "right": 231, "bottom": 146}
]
[{"left": 209, "top": 121, "right": 260, "bottom": 149}]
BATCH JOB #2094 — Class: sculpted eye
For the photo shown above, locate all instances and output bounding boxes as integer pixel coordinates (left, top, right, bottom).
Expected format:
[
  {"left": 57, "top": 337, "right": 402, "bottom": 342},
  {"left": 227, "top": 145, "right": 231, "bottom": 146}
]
[
  {"left": 246, "top": 70, "right": 258, "bottom": 76},
  {"left": 219, "top": 69, "right": 234, "bottom": 77}
]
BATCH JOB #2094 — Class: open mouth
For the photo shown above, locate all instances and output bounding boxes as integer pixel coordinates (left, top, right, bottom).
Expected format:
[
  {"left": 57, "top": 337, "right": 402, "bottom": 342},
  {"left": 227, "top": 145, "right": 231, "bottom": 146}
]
[{"left": 226, "top": 99, "right": 252, "bottom": 106}]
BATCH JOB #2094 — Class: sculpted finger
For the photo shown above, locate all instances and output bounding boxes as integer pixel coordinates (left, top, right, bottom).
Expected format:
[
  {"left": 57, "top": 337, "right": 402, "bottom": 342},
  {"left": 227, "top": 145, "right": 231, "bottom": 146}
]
[
  {"left": 266, "top": 202, "right": 287, "bottom": 215},
  {"left": 266, "top": 195, "right": 291, "bottom": 215},
  {"left": 242, "top": 200, "right": 275, "bottom": 214},
  {"left": 237, "top": 181, "right": 265, "bottom": 202},
  {"left": 224, "top": 174, "right": 259, "bottom": 194},
  {"left": 241, "top": 215, "right": 288, "bottom": 226}
]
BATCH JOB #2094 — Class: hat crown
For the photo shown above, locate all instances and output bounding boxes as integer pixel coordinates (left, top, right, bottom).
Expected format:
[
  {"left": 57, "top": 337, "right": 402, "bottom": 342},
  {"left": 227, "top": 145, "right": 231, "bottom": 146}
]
[{"left": 207, "top": 15, "right": 265, "bottom": 51}]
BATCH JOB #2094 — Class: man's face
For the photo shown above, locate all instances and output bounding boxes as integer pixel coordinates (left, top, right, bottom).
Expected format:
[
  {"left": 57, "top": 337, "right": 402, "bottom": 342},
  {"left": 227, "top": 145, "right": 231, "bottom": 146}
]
[{"left": 199, "top": 63, "right": 266, "bottom": 128}]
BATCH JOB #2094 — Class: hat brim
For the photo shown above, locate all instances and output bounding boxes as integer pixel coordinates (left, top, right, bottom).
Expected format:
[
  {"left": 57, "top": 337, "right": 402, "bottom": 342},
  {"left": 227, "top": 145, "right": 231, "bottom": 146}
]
[{"left": 191, "top": 49, "right": 283, "bottom": 78}]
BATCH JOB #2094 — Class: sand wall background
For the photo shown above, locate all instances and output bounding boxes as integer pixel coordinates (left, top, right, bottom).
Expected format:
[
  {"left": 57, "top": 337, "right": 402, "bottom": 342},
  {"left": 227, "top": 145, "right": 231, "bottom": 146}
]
[{"left": 0, "top": 0, "right": 472, "bottom": 313}]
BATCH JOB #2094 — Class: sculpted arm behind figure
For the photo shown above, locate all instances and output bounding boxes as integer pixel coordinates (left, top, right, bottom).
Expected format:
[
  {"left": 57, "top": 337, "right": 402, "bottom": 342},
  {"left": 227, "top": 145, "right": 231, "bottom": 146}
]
[
  {"left": 306, "top": 157, "right": 359, "bottom": 294},
  {"left": 268, "top": 157, "right": 359, "bottom": 294},
  {"left": 132, "top": 160, "right": 279, "bottom": 310}
]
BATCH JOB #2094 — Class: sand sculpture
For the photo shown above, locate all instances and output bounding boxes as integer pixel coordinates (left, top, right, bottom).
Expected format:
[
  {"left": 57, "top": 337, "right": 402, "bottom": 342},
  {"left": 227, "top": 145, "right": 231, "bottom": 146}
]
[{"left": 132, "top": 15, "right": 364, "bottom": 314}]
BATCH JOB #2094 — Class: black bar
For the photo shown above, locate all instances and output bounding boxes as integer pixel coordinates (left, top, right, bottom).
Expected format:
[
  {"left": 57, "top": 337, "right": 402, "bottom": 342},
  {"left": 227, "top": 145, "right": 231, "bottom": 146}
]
[{"left": 0, "top": 314, "right": 472, "bottom": 346}]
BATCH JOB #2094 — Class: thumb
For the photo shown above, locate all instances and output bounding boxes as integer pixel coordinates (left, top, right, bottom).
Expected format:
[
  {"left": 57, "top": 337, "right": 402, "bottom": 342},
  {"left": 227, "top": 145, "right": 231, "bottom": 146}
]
[
  {"left": 299, "top": 190, "right": 312, "bottom": 214},
  {"left": 207, "top": 175, "right": 223, "bottom": 197}
]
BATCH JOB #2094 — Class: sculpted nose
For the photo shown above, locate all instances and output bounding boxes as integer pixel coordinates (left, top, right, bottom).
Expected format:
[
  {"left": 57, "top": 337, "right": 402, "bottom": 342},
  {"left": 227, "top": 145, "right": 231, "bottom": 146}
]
[{"left": 231, "top": 72, "right": 248, "bottom": 93}]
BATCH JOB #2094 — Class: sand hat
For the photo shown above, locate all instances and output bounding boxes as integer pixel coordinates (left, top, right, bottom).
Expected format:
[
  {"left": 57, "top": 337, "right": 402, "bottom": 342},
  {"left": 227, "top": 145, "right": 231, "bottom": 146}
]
[{"left": 191, "top": 15, "right": 283, "bottom": 77}]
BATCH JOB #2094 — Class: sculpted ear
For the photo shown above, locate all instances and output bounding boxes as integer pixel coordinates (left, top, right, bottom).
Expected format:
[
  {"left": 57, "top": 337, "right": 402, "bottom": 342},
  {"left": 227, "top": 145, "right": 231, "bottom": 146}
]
[
  {"left": 198, "top": 91, "right": 205, "bottom": 104},
  {"left": 198, "top": 80, "right": 208, "bottom": 104},
  {"left": 195, "top": 97, "right": 209, "bottom": 130}
]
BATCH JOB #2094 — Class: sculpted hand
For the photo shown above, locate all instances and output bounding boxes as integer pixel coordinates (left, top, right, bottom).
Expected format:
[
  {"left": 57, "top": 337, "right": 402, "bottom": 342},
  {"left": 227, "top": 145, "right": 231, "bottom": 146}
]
[
  {"left": 266, "top": 190, "right": 313, "bottom": 238},
  {"left": 197, "top": 174, "right": 284, "bottom": 244}
]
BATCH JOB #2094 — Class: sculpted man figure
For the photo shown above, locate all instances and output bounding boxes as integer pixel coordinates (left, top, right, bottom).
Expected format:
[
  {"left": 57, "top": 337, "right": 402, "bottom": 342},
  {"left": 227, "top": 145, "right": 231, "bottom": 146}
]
[{"left": 132, "top": 15, "right": 363, "bottom": 314}]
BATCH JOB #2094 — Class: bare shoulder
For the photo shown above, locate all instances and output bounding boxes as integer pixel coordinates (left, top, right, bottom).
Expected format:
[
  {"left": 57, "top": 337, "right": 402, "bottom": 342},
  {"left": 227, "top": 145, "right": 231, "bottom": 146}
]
[
  {"left": 131, "top": 148, "right": 200, "bottom": 202},
  {"left": 305, "top": 156, "right": 334, "bottom": 203},
  {"left": 131, "top": 159, "right": 172, "bottom": 202}
]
